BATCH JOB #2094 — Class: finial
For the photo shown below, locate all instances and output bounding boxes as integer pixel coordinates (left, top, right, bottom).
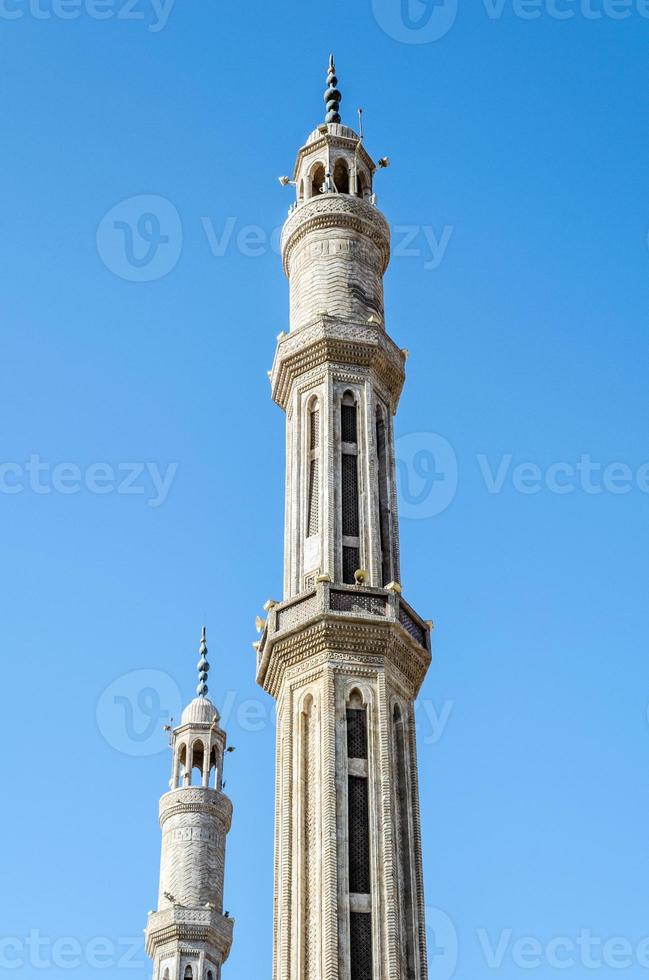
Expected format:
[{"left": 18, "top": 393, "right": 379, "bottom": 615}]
[
  {"left": 324, "top": 54, "right": 342, "bottom": 125},
  {"left": 196, "top": 625, "right": 210, "bottom": 697}
]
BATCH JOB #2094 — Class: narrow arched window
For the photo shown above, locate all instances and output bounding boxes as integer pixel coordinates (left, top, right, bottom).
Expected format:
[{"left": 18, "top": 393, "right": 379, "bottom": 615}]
[
  {"left": 341, "top": 393, "right": 360, "bottom": 584},
  {"left": 184, "top": 967, "right": 193, "bottom": 980},
  {"left": 178, "top": 744, "right": 188, "bottom": 787},
  {"left": 206, "top": 972, "right": 214, "bottom": 980},
  {"left": 191, "top": 740, "right": 204, "bottom": 787},
  {"left": 163, "top": 970, "right": 170, "bottom": 980},
  {"left": 306, "top": 398, "right": 320, "bottom": 537},
  {"left": 347, "top": 690, "right": 372, "bottom": 978},
  {"left": 311, "top": 163, "right": 325, "bottom": 197},
  {"left": 376, "top": 406, "right": 392, "bottom": 587},
  {"left": 333, "top": 158, "right": 350, "bottom": 194},
  {"left": 298, "top": 179, "right": 304, "bottom": 203},
  {"left": 393, "top": 704, "right": 416, "bottom": 979}
]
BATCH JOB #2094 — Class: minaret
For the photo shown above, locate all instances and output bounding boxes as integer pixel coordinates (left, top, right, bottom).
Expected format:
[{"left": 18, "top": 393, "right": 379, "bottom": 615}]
[
  {"left": 146, "top": 628, "right": 234, "bottom": 980},
  {"left": 257, "top": 58, "right": 432, "bottom": 980}
]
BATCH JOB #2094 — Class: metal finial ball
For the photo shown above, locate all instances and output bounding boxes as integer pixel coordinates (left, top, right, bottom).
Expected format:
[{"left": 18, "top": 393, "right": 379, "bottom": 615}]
[{"left": 323, "top": 54, "right": 342, "bottom": 124}]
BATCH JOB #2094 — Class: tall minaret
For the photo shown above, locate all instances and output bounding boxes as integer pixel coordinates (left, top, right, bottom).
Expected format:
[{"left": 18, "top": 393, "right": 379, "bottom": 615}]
[
  {"left": 146, "top": 629, "right": 234, "bottom": 980},
  {"left": 257, "top": 58, "right": 432, "bottom": 980}
]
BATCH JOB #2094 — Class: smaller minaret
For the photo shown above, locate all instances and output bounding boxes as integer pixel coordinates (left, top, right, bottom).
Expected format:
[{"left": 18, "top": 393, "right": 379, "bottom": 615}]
[{"left": 146, "top": 628, "right": 234, "bottom": 980}]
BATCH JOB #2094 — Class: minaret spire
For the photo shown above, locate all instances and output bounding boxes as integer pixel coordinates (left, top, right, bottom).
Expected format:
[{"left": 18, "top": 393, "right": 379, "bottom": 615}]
[
  {"left": 196, "top": 624, "right": 210, "bottom": 696},
  {"left": 324, "top": 53, "right": 342, "bottom": 124}
]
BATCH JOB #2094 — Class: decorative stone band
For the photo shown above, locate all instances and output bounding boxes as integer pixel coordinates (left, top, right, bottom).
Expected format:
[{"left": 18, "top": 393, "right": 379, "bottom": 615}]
[
  {"left": 256, "top": 579, "right": 432, "bottom": 697},
  {"left": 145, "top": 906, "right": 234, "bottom": 961},
  {"left": 270, "top": 316, "right": 406, "bottom": 411},
  {"left": 159, "top": 787, "right": 233, "bottom": 833},
  {"left": 281, "top": 194, "right": 391, "bottom": 277}
]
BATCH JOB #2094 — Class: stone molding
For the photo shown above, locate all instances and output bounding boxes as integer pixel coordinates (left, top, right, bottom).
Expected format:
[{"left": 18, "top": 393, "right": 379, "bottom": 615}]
[
  {"left": 281, "top": 195, "right": 391, "bottom": 277},
  {"left": 270, "top": 316, "right": 405, "bottom": 412},
  {"left": 159, "top": 787, "right": 233, "bottom": 832}
]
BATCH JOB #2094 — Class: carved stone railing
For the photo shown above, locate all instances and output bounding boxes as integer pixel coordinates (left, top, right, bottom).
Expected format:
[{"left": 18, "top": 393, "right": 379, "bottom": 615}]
[{"left": 256, "top": 581, "right": 431, "bottom": 679}]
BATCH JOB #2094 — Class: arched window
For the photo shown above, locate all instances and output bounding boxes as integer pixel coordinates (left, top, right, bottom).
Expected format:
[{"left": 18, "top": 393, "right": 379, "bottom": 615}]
[
  {"left": 298, "top": 179, "right": 304, "bottom": 203},
  {"left": 209, "top": 745, "right": 219, "bottom": 790},
  {"left": 191, "top": 740, "right": 204, "bottom": 787},
  {"left": 163, "top": 970, "right": 170, "bottom": 980},
  {"left": 311, "top": 163, "right": 325, "bottom": 197},
  {"left": 341, "top": 392, "right": 360, "bottom": 584},
  {"left": 206, "top": 971, "right": 214, "bottom": 980},
  {"left": 376, "top": 405, "right": 392, "bottom": 587},
  {"left": 184, "top": 967, "right": 193, "bottom": 980},
  {"left": 178, "top": 743, "right": 188, "bottom": 787},
  {"left": 306, "top": 398, "right": 320, "bottom": 538},
  {"left": 333, "top": 158, "right": 350, "bottom": 194},
  {"left": 347, "top": 690, "right": 371, "bottom": 974},
  {"left": 393, "top": 703, "right": 416, "bottom": 978}
]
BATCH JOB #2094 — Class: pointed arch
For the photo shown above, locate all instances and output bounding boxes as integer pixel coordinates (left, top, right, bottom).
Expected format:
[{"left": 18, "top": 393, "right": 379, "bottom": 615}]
[
  {"left": 376, "top": 403, "right": 392, "bottom": 587},
  {"left": 306, "top": 396, "right": 320, "bottom": 538},
  {"left": 393, "top": 701, "right": 416, "bottom": 979}
]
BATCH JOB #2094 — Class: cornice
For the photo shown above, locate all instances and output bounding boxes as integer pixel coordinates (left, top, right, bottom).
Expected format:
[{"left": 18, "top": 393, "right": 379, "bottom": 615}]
[{"left": 270, "top": 316, "right": 405, "bottom": 412}]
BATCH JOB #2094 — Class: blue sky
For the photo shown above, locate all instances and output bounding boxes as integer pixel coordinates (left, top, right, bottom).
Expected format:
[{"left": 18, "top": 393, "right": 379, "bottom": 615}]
[{"left": 1, "top": 1, "right": 648, "bottom": 978}]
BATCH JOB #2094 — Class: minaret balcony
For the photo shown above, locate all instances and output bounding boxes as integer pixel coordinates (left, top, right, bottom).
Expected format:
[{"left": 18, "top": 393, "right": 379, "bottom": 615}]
[
  {"left": 256, "top": 579, "right": 432, "bottom": 697},
  {"left": 270, "top": 313, "right": 406, "bottom": 411},
  {"left": 281, "top": 192, "right": 390, "bottom": 278},
  {"left": 145, "top": 905, "right": 234, "bottom": 961},
  {"left": 159, "top": 785, "right": 233, "bottom": 830}
]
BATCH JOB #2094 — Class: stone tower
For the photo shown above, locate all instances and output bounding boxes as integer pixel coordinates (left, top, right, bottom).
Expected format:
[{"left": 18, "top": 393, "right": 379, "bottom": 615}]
[
  {"left": 146, "top": 628, "right": 234, "bottom": 980},
  {"left": 256, "top": 57, "right": 432, "bottom": 980}
]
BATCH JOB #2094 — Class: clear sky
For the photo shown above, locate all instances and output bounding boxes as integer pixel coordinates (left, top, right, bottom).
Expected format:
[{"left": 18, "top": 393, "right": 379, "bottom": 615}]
[{"left": 1, "top": 1, "right": 648, "bottom": 978}]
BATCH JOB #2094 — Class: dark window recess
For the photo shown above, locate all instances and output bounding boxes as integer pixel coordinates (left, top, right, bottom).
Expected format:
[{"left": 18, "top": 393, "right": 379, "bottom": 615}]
[
  {"left": 350, "top": 912, "right": 373, "bottom": 980},
  {"left": 347, "top": 708, "right": 368, "bottom": 760},
  {"left": 376, "top": 412, "right": 392, "bottom": 586},
  {"left": 307, "top": 459, "right": 319, "bottom": 536},
  {"left": 310, "top": 407, "right": 320, "bottom": 449},
  {"left": 342, "top": 455, "right": 360, "bottom": 536},
  {"left": 348, "top": 775, "right": 371, "bottom": 894},
  {"left": 394, "top": 707, "right": 416, "bottom": 980},
  {"left": 342, "top": 404, "right": 358, "bottom": 443},
  {"left": 343, "top": 547, "right": 359, "bottom": 585}
]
